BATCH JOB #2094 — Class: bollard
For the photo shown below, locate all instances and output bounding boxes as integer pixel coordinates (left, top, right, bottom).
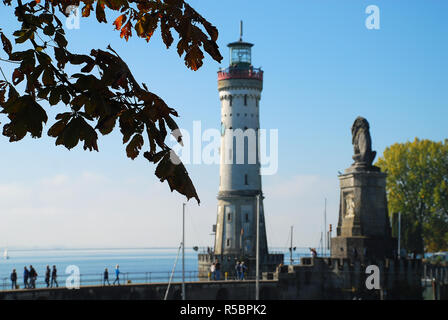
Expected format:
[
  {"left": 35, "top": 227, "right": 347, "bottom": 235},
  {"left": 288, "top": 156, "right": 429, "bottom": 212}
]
[
  {"left": 432, "top": 279, "right": 437, "bottom": 300},
  {"left": 208, "top": 272, "right": 211, "bottom": 281},
  {"left": 225, "top": 272, "right": 228, "bottom": 281}
]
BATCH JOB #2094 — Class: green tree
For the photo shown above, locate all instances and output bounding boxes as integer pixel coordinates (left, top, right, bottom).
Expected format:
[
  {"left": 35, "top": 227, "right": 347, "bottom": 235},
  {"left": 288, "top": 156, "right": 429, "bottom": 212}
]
[
  {"left": 0, "top": 0, "right": 224, "bottom": 203},
  {"left": 376, "top": 138, "right": 448, "bottom": 254}
]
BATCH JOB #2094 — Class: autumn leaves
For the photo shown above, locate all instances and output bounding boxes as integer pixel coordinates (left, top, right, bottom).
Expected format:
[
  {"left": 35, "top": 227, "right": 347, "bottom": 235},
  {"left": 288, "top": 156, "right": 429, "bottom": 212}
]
[{"left": 0, "top": 0, "right": 223, "bottom": 203}]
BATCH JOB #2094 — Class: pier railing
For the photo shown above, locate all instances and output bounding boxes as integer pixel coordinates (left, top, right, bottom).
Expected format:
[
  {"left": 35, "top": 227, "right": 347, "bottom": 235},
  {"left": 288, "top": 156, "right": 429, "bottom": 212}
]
[
  {"left": 1, "top": 269, "right": 269, "bottom": 291},
  {"left": 1, "top": 270, "right": 200, "bottom": 291},
  {"left": 217, "top": 67, "right": 263, "bottom": 81}
]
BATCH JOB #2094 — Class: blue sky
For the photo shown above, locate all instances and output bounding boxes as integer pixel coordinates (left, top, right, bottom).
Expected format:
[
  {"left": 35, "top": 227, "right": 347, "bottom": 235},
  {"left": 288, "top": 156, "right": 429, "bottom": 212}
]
[{"left": 0, "top": 1, "right": 447, "bottom": 249}]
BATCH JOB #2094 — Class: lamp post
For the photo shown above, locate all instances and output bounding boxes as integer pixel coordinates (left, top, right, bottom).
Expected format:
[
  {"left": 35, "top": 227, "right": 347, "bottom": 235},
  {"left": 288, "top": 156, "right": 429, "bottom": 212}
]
[
  {"left": 255, "top": 194, "right": 260, "bottom": 300},
  {"left": 398, "top": 212, "right": 401, "bottom": 259},
  {"left": 289, "top": 226, "right": 293, "bottom": 265},
  {"left": 182, "top": 203, "right": 186, "bottom": 300}
]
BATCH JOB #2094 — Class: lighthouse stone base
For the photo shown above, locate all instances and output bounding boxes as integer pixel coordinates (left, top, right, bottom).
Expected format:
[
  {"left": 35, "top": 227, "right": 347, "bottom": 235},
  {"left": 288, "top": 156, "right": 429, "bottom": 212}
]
[{"left": 198, "top": 253, "right": 283, "bottom": 280}]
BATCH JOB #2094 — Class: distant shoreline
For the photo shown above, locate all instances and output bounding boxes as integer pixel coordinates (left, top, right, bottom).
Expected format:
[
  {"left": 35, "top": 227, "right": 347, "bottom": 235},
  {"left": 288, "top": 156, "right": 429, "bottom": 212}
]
[{"left": 1, "top": 247, "right": 186, "bottom": 252}]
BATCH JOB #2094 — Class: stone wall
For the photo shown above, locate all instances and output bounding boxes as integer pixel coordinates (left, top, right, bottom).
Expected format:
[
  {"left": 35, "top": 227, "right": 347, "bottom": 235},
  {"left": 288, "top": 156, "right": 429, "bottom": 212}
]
[
  {"left": 274, "top": 257, "right": 425, "bottom": 300},
  {"left": 0, "top": 280, "right": 279, "bottom": 300},
  {"left": 1, "top": 257, "right": 437, "bottom": 300}
]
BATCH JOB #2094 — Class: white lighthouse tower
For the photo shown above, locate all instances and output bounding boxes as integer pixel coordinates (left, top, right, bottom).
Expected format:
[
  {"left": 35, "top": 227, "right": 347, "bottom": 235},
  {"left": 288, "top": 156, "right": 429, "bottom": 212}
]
[{"left": 198, "top": 23, "right": 283, "bottom": 279}]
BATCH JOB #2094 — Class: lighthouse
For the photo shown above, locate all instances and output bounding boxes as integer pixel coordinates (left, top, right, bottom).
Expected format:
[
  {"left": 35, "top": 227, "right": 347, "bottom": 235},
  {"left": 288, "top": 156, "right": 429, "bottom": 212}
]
[{"left": 198, "top": 23, "right": 283, "bottom": 279}]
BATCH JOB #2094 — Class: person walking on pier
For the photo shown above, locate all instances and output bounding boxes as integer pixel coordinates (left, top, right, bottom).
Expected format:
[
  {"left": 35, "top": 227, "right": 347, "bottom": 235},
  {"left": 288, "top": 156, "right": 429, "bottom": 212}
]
[
  {"left": 210, "top": 262, "right": 216, "bottom": 280},
  {"left": 103, "top": 268, "right": 110, "bottom": 286},
  {"left": 214, "top": 259, "right": 221, "bottom": 280},
  {"left": 29, "top": 265, "right": 37, "bottom": 289},
  {"left": 23, "top": 266, "right": 29, "bottom": 289},
  {"left": 45, "top": 265, "right": 51, "bottom": 288},
  {"left": 235, "top": 261, "right": 241, "bottom": 280},
  {"left": 240, "top": 262, "right": 247, "bottom": 280},
  {"left": 10, "top": 269, "right": 17, "bottom": 290},
  {"left": 352, "top": 248, "right": 358, "bottom": 261},
  {"left": 51, "top": 265, "right": 59, "bottom": 288},
  {"left": 113, "top": 265, "right": 120, "bottom": 285}
]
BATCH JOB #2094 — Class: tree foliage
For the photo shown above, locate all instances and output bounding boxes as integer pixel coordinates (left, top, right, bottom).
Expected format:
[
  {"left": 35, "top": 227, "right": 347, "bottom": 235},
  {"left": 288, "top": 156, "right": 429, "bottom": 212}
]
[
  {"left": 376, "top": 138, "right": 448, "bottom": 253},
  {"left": 0, "top": 0, "right": 224, "bottom": 204}
]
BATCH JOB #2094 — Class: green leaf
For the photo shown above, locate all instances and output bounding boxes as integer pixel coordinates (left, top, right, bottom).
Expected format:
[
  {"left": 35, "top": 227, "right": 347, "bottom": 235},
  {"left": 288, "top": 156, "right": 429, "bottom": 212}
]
[{"left": 14, "top": 29, "right": 34, "bottom": 44}]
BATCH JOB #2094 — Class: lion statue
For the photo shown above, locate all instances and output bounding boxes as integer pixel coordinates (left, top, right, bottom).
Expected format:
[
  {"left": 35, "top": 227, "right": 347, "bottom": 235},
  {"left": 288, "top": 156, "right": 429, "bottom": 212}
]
[{"left": 351, "top": 117, "right": 376, "bottom": 167}]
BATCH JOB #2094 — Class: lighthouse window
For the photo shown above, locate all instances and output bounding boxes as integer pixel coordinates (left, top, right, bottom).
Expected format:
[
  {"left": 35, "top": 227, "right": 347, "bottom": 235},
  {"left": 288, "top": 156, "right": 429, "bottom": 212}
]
[
  {"left": 244, "top": 95, "right": 247, "bottom": 106},
  {"left": 226, "top": 239, "right": 230, "bottom": 247},
  {"left": 244, "top": 174, "right": 248, "bottom": 185},
  {"left": 227, "top": 213, "right": 231, "bottom": 221},
  {"left": 229, "top": 95, "right": 233, "bottom": 106},
  {"left": 230, "top": 46, "right": 251, "bottom": 65},
  {"left": 245, "top": 213, "right": 249, "bottom": 222},
  {"left": 256, "top": 99, "right": 259, "bottom": 107}
]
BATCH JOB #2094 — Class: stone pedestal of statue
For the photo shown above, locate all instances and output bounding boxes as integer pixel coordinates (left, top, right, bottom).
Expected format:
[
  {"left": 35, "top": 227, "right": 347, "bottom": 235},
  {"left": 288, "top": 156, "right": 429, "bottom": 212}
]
[
  {"left": 331, "top": 168, "right": 395, "bottom": 261},
  {"left": 331, "top": 117, "right": 395, "bottom": 262}
]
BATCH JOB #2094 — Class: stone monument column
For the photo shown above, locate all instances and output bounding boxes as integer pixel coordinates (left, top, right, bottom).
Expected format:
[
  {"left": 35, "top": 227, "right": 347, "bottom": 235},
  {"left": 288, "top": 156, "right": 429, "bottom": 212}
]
[{"left": 331, "top": 117, "right": 395, "bottom": 261}]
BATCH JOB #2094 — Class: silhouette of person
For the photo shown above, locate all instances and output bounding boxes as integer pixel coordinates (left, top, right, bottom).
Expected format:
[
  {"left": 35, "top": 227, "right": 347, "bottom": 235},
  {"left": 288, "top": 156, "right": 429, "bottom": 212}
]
[
  {"left": 51, "top": 265, "right": 59, "bottom": 288},
  {"left": 29, "top": 265, "right": 37, "bottom": 289},
  {"left": 240, "top": 262, "right": 247, "bottom": 280},
  {"left": 352, "top": 248, "right": 358, "bottom": 260},
  {"left": 10, "top": 269, "right": 17, "bottom": 290},
  {"left": 113, "top": 265, "right": 120, "bottom": 285},
  {"left": 23, "top": 266, "right": 29, "bottom": 289},
  {"left": 210, "top": 262, "right": 215, "bottom": 280},
  {"left": 104, "top": 268, "right": 110, "bottom": 286},
  {"left": 235, "top": 261, "right": 241, "bottom": 280},
  {"left": 214, "top": 259, "right": 221, "bottom": 280},
  {"left": 45, "top": 265, "right": 51, "bottom": 288}
]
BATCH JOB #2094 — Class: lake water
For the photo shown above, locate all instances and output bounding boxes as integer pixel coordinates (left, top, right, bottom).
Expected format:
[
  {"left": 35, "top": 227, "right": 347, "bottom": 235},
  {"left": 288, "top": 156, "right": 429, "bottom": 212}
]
[{"left": 0, "top": 247, "right": 320, "bottom": 290}]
